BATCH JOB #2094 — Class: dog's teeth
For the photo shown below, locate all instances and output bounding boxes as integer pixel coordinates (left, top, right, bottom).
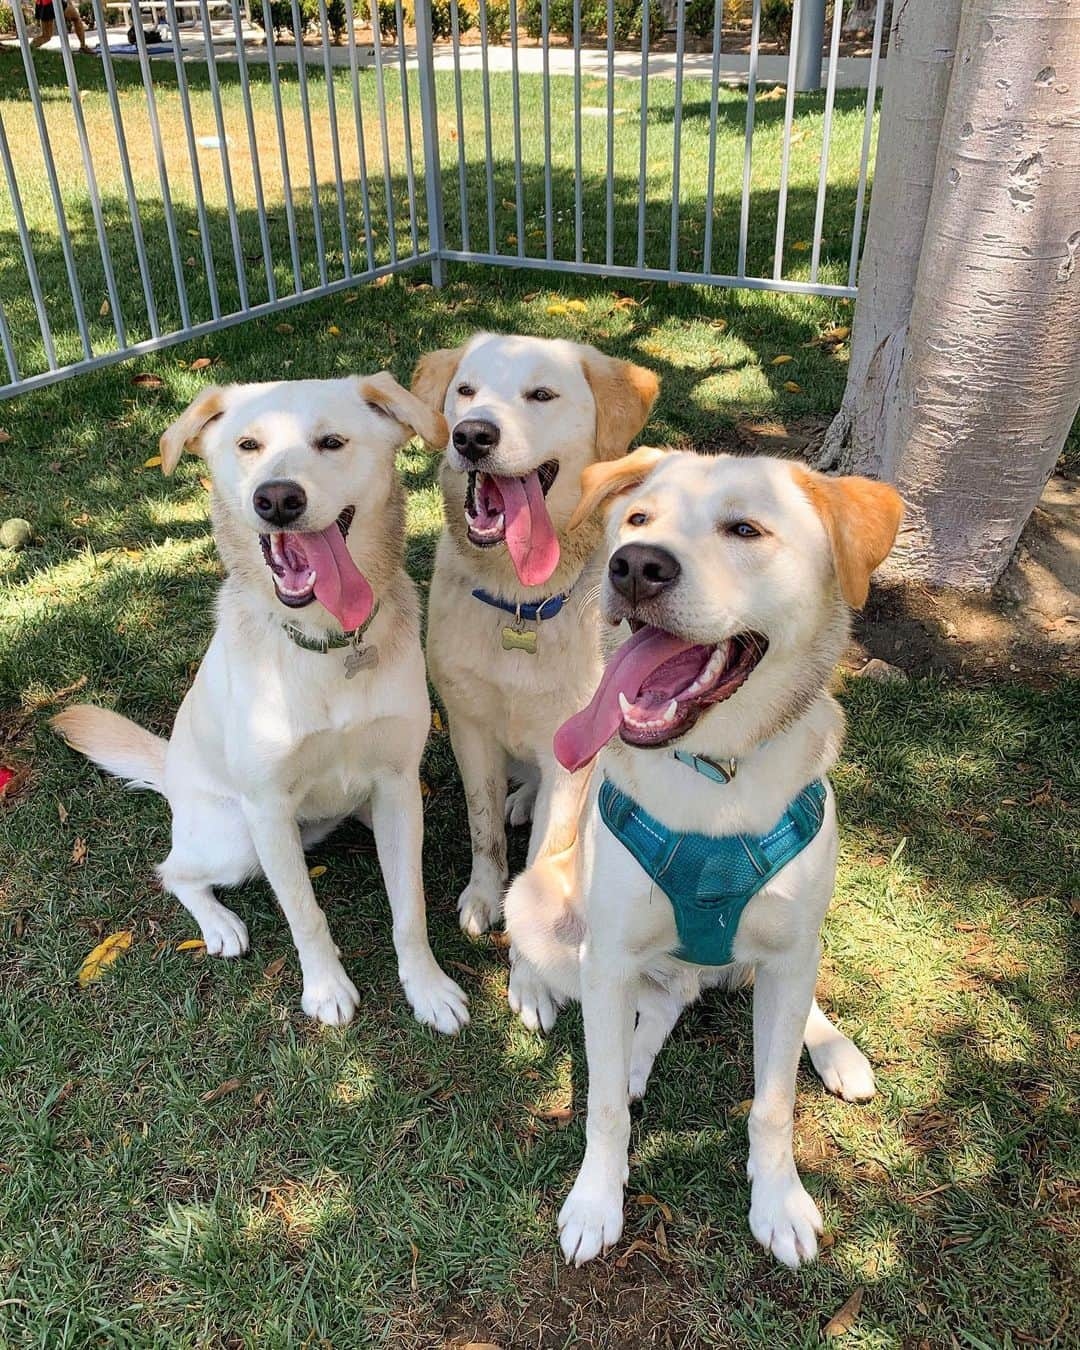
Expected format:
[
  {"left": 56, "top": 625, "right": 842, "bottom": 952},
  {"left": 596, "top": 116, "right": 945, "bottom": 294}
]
[
  {"left": 662, "top": 699, "right": 678, "bottom": 724},
  {"left": 618, "top": 691, "right": 633, "bottom": 719}
]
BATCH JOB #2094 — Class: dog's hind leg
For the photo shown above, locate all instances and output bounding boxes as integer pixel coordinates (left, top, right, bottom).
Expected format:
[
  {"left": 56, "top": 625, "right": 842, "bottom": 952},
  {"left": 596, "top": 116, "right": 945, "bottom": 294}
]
[
  {"left": 527, "top": 756, "right": 591, "bottom": 864},
  {"left": 158, "top": 794, "right": 258, "bottom": 957},
  {"left": 803, "top": 999, "right": 876, "bottom": 1102},
  {"left": 168, "top": 883, "right": 250, "bottom": 958},
  {"left": 628, "top": 981, "right": 688, "bottom": 1101},
  {"left": 504, "top": 848, "right": 582, "bottom": 1032}
]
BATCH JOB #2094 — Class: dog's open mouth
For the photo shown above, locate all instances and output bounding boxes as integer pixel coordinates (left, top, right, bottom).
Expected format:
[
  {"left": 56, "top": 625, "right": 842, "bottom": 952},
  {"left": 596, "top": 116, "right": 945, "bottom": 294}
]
[
  {"left": 259, "top": 505, "right": 373, "bottom": 632},
  {"left": 554, "top": 625, "right": 767, "bottom": 771},
  {"left": 464, "top": 461, "right": 560, "bottom": 586}
]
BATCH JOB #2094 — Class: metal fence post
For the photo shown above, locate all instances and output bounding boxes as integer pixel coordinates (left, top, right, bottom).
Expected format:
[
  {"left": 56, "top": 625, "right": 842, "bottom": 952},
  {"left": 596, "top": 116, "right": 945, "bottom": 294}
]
[
  {"left": 794, "top": 0, "right": 825, "bottom": 91},
  {"left": 414, "top": 0, "right": 446, "bottom": 288}
]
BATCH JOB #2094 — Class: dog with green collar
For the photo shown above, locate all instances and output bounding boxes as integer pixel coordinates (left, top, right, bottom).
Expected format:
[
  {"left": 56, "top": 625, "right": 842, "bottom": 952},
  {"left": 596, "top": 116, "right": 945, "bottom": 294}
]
[{"left": 504, "top": 445, "right": 903, "bottom": 1270}]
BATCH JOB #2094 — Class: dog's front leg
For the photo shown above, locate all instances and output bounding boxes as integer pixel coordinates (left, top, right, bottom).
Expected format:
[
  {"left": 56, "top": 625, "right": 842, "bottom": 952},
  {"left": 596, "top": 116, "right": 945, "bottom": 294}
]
[
  {"left": 527, "top": 756, "right": 591, "bottom": 865},
  {"left": 558, "top": 946, "right": 636, "bottom": 1265},
  {"left": 746, "top": 945, "right": 824, "bottom": 1267},
  {"left": 449, "top": 714, "right": 508, "bottom": 936},
  {"left": 370, "top": 773, "right": 469, "bottom": 1035},
  {"left": 241, "top": 802, "right": 360, "bottom": 1026}
]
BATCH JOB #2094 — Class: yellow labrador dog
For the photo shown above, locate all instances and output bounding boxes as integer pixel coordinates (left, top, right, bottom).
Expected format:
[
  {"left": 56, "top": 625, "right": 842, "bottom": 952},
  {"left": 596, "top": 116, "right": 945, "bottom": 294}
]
[
  {"left": 411, "top": 335, "right": 658, "bottom": 977},
  {"left": 505, "top": 447, "right": 902, "bottom": 1268},
  {"left": 54, "top": 375, "right": 469, "bottom": 1034}
]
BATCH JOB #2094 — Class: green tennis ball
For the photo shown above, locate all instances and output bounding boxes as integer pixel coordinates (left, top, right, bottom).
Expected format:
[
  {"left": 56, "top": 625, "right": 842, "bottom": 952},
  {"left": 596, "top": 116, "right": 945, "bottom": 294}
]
[{"left": 0, "top": 518, "right": 32, "bottom": 550}]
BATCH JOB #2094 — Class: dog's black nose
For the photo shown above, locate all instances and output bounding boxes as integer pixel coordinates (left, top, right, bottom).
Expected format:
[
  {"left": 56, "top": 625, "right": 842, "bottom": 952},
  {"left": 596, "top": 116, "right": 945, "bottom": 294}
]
[
  {"left": 253, "top": 479, "right": 307, "bottom": 527},
  {"left": 608, "top": 543, "right": 681, "bottom": 604},
  {"left": 452, "top": 418, "right": 500, "bottom": 464}
]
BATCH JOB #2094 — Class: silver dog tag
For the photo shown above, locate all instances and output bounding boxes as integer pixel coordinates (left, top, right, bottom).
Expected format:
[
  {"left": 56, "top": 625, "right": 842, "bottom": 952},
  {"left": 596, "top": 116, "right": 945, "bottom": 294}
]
[{"left": 344, "top": 643, "right": 379, "bottom": 678}]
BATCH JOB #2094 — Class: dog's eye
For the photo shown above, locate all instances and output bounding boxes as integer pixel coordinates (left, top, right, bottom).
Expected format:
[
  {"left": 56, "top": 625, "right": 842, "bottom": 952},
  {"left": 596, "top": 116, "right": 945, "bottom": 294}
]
[
  {"left": 527, "top": 387, "right": 556, "bottom": 403},
  {"left": 317, "top": 434, "right": 346, "bottom": 451},
  {"left": 727, "top": 521, "right": 762, "bottom": 539},
  {"left": 627, "top": 511, "right": 649, "bottom": 527},
  {"left": 237, "top": 438, "right": 260, "bottom": 452},
  {"left": 457, "top": 384, "right": 475, "bottom": 398}
]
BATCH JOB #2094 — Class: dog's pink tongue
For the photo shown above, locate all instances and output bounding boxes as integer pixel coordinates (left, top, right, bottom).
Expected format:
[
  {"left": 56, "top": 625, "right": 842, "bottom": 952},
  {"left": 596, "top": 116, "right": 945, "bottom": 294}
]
[
  {"left": 496, "top": 471, "right": 560, "bottom": 587},
  {"left": 300, "top": 525, "right": 374, "bottom": 632},
  {"left": 553, "top": 626, "right": 695, "bottom": 771}
]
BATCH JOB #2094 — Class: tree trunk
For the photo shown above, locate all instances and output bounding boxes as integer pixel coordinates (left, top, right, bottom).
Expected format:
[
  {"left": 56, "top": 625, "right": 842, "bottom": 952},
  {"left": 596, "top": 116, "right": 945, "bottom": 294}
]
[
  {"left": 890, "top": 1, "right": 1080, "bottom": 587},
  {"left": 813, "top": 0, "right": 962, "bottom": 476}
]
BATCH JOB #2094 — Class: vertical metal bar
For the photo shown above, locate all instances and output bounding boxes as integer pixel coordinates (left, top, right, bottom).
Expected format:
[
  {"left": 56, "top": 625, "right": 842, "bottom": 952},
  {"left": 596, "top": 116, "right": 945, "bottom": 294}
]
[
  {"left": 290, "top": 0, "right": 328, "bottom": 288},
  {"left": 636, "top": 0, "right": 650, "bottom": 271},
  {"left": 449, "top": 0, "right": 470, "bottom": 252},
  {"left": 771, "top": 0, "right": 803, "bottom": 280},
  {"left": 394, "top": 0, "right": 420, "bottom": 256},
  {"left": 199, "top": 0, "right": 250, "bottom": 311},
  {"left": 794, "top": 0, "right": 825, "bottom": 92},
  {"left": 573, "top": 0, "right": 583, "bottom": 264},
  {"left": 128, "top": 8, "right": 192, "bottom": 328},
  {"left": 605, "top": 0, "right": 615, "bottom": 266},
  {"left": 702, "top": 0, "right": 723, "bottom": 275},
  {"left": 0, "top": 299, "right": 18, "bottom": 386},
  {"left": 542, "top": 0, "right": 553, "bottom": 262},
  {"left": 230, "top": 0, "right": 277, "bottom": 300},
  {"left": 91, "top": 0, "right": 159, "bottom": 337},
  {"left": 369, "top": 0, "right": 399, "bottom": 263},
  {"left": 478, "top": 0, "right": 497, "bottom": 254},
  {"left": 848, "top": 0, "right": 885, "bottom": 288},
  {"left": 318, "top": 0, "right": 352, "bottom": 277},
  {"left": 0, "top": 110, "right": 57, "bottom": 370},
  {"left": 509, "top": 0, "right": 525, "bottom": 258},
  {"left": 810, "top": 0, "right": 845, "bottom": 282},
  {"left": 9, "top": 1, "right": 93, "bottom": 358},
  {"left": 264, "top": 19, "right": 304, "bottom": 292},
  {"left": 736, "top": 0, "right": 762, "bottom": 278},
  {"left": 414, "top": 0, "right": 445, "bottom": 282},
  {"left": 669, "top": 0, "right": 686, "bottom": 273},
  {"left": 345, "top": 0, "right": 377, "bottom": 274},
  {"left": 165, "top": 0, "right": 221, "bottom": 318}
]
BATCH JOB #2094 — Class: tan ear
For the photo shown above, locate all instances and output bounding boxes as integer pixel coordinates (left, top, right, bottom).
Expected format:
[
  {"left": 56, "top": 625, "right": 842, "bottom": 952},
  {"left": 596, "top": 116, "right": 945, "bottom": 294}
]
[
  {"left": 579, "top": 347, "right": 660, "bottom": 461},
  {"left": 409, "top": 344, "right": 467, "bottom": 427},
  {"left": 792, "top": 465, "right": 904, "bottom": 609},
  {"left": 569, "top": 445, "right": 669, "bottom": 531},
  {"left": 159, "top": 386, "right": 226, "bottom": 475},
  {"left": 359, "top": 370, "right": 448, "bottom": 449}
]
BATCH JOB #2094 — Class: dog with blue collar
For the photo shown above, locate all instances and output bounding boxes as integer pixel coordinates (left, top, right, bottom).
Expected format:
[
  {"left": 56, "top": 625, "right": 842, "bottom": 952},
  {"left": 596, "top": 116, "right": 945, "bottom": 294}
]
[{"left": 504, "top": 444, "right": 903, "bottom": 1270}]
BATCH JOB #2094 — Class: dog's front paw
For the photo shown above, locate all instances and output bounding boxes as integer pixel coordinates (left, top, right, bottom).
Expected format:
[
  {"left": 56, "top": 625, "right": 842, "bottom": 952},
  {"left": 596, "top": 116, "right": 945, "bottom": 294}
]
[
  {"left": 301, "top": 962, "right": 361, "bottom": 1026},
  {"left": 808, "top": 1034, "right": 876, "bottom": 1102},
  {"left": 198, "top": 906, "right": 249, "bottom": 959},
  {"left": 505, "top": 779, "right": 537, "bottom": 828},
  {"left": 401, "top": 960, "right": 470, "bottom": 1035},
  {"left": 457, "top": 881, "right": 502, "bottom": 937},
  {"left": 507, "top": 960, "right": 560, "bottom": 1033},
  {"left": 748, "top": 1171, "right": 824, "bottom": 1268},
  {"left": 558, "top": 1169, "right": 625, "bottom": 1266}
]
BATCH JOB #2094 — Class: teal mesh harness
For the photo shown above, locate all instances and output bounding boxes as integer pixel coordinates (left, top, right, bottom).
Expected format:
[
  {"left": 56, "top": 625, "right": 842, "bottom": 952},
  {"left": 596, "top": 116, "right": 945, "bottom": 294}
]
[{"left": 597, "top": 773, "right": 828, "bottom": 967}]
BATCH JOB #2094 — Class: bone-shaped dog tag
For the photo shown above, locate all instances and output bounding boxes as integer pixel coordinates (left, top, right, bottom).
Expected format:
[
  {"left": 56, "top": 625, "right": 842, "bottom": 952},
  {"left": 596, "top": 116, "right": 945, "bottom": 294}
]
[{"left": 502, "top": 625, "right": 537, "bottom": 654}]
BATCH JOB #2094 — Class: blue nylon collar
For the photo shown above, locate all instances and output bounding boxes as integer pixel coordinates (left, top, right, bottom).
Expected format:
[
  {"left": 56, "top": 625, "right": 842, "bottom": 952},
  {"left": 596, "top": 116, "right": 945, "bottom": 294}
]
[{"left": 470, "top": 586, "right": 571, "bottom": 622}]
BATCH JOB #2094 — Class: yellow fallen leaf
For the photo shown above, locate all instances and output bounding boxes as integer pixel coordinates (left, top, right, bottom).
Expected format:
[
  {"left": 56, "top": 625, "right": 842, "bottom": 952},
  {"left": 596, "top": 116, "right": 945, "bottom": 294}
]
[
  {"left": 143, "top": 454, "right": 162, "bottom": 468},
  {"left": 770, "top": 354, "right": 793, "bottom": 365},
  {"left": 176, "top": 939, "right": 206, "bottom": 952},
  {"left": 420, "top": 780, "right": 431, "bottom": 798},
  {"left": 71, "top": 837, "right": 88, "bottom": 866},
  {"left": 78, "top": 930, "right": 133, "bottom": 986},
  {"left": 431, "top": 710, "right": 444, "bottom": 732},
  {"left": 199, "top": 476, "right": 212, "bottom": 491},
  {"left": 308, "top": 865, "right": 327, "bottom": 878},
  {"left": 327, "top": 325, "right": 341, "bottom": 336},
  {"left": 783, "top": 381, "right": 802, "bottom": 393},
  {"left": 372, "top": 275, "right": 391, "bottom": 288},
  {"left": 190, "top": 357, "right": 212, "bottom": 371},
  {"left": 187, "top": 229, "right": 200, "bottom": 237},
  {"left": 729, "top": 1098, "right": 753, "bottom": 1118},
  {"left": 613, "top": 296, "right": 640, "bottom": 311},
  {"left": 99, "top": 299, "right": 110, "bottom": 316},
  {"left": 709, "top": 317, "right": 728, "bottom": 331},
  {"left": 791, "top": 240, "right": 810, "bottom": 251},
  {"left": 824, "top": 1287, "right": 864, "bottom": 1338},
  {"left": 506, "top": 234, "right": 517, "bottom": 246},
  {"left": 823, "top": 325, "right": 850, "bottom": 341},
  {"left": 565, "top": 299, "right": 587, "bottom": 312},
  {"left": 546, "top": 303, "right": 568, "bottom": 316}
]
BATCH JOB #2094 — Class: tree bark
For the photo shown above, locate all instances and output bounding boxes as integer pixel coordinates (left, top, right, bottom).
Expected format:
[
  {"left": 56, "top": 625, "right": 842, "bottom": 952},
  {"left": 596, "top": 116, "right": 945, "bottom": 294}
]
[
  {"left": 813, "top": 0, "right": 962, "bottom": 475},
  {"left": 890, "top": 1, "right": 1080, "bottom": 587}
]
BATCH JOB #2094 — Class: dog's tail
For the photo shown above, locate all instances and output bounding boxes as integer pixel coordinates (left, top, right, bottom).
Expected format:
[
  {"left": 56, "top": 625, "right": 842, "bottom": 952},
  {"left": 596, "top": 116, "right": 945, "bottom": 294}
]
[
  {"left": 52, "top": 705, "right": 167, "bottom": 794},
  {"left": 504, "top": 843, "right": 585, "bottom": 1003}
]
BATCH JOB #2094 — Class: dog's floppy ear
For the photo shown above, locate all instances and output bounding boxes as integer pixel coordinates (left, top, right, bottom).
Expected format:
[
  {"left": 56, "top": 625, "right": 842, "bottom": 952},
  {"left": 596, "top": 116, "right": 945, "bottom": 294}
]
[
  {"left": 569, "top": 444, "right": 669, "bottom": 530},
  {"left": 792, "top": 465, "right": 904, "bottom": 609},
  {"left": 159, "top": 386, "right": 227, "bottom": 476},
  {"left": 579, "top": 347, "right": 660, "bottom": 461},
  {"left": 409, "top": 344, "right": 467, "bottom": 429},
  {"left": 359, "top": 370, "right": 448, "bottom": 449}
]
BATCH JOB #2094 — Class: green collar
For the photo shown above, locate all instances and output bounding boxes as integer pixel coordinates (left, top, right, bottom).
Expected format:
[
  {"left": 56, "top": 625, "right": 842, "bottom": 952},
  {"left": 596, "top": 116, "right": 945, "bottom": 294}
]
[{"left": 281, "top": 602, "right": 380, "bottom": 655}]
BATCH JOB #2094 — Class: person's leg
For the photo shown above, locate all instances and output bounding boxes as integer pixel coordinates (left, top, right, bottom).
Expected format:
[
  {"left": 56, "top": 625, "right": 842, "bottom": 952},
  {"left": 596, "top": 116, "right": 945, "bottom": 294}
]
[
  {"left": 65, "top": 4, "right": 89, "bottom": 50},
  {"left": 31, "top": 17, "right": 56, "bottom": 48}
]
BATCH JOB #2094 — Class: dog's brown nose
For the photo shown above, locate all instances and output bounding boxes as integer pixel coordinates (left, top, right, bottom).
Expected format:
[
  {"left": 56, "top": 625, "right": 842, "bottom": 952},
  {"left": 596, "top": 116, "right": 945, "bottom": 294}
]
[
  {"left": 608, "top": 543, "right": 681, "bottom": 605},
  {"left": 253, "top": 479, "right": 307, "bottom": 527},
  {"left": 452, "top": 418, "right": 500, "bottom": 464}
]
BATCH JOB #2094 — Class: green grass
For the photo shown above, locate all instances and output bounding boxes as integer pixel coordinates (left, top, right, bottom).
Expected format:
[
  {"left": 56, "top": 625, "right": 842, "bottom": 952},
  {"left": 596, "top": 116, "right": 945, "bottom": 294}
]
[{"left": 1, "top": 49, "right": 1079, "bottom": 1350}]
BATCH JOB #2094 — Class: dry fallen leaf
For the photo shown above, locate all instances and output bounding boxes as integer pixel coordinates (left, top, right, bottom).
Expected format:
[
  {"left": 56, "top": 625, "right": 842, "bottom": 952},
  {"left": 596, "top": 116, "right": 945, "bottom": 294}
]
[
  {"left": 71, "top": 837, "right": 88, "bottom": 866},
  {"left": 729, "top": 1098, "right": 753, "bottom": 1118},
  {"left": 131, "top": 373, "right": 163, "bottom": 388},
  {"left": 824, "top": 1287, "right": 864, "bottom": 1338},
  {"left": 57, "top": 800, "right": 69, "bottom": 825},
  {"left": 784, "top": 381, "right": 802, "bottom": 393},
  {"left": 431, "top": 710, "right": 444, "bottom": 732},
  {"left": 143, "top": 454, "right": 162, "bottom": 469},
  {"left": 308, "top": 865, "right": 327, "bottom": 879},
  {"left": 264, "top": 956, "right": 287, "bottom": 978},
  {"left": 200, "top": 1077, "right": 242, "bottom": 1104},
  {"left": 176, "top": 939, "right": 206, "bottom": 952},
  {"left": 565, "top": 299, "right": 587, "bottom": 312},
  {"left": 634, "top": 1193, "right": 674, "bottom": 1222},
  {"left": 274, "top": 322, "right": 293, "bottom": 334},
  {"left": 522, "top": 291, "right": 540, "bottom": 302},
  {"left": 327, "top": 325, "right": 341, "bottom": 336},
  {"left": 78, "top": 930, "right": 133, "bottom": 986},
  {"left": 372, "top": 274, "right": 391, "bottom": 288},
  {"left": 791, "top": 240, "right": 810, "bottom": 251},
  {"left": 189, "top": 357, "right": 212, "bottom": 371},
  {"left": 0, "top": 428, "right": 11, "bottom": 443},
  {"left": 770, "top": 354, "right": 794, "bottom": 365},
  {"left": 612, "top": 296, "right": 639, "bottom": 311},
  {"left": 99, "top": 298, "right": 110, "bottom": 316},
  {"left": 409, "top": 1241, "right": 420, "bottom": 1294},
  {"left": 615, "top": 1238, "right": 656, "bottom": 1268},
  {"left": 199, "top": 476, "right": 212, "bottom": 491}
]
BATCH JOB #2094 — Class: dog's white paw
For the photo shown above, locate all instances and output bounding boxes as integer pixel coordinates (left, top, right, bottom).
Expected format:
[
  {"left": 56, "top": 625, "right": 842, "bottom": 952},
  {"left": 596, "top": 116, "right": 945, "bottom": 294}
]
[
  {"left": 808, "top": 1034, "right": 876, "bottom": 1102},
  {"left": 507, "top": 961, "right": 559, "bottom": 1033},
  {"left": 748, "top": 1172, "right": 823, "bottom": 1268},
  {"left": 505, "top": 779, "right": 537, "bottom": 828},
  {"left": 457, "top": 881, "right": 502, "bottom": 937},
  {"left": 198, "top": 907, "right": 249, "bottom": 959},
  {"left": 558, "top": 1169, "right": 625, "bottom": 1266},
  {"left": 301, "top": 962, "right": 361, "bottom": 1026},
  {"left": 401, "top": 961, "right": 470, "bottom": 1035},
  {"left": 627, "top": 1051, "right": 655, "bottom": 1102}
]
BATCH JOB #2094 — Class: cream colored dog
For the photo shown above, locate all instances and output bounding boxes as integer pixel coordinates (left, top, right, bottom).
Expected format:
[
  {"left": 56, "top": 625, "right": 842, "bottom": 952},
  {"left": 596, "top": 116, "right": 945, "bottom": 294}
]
[
  {"left": 54, "top": 374, "right": 469, "bottom": 1034},
  {"left": 505, "top": 447, "right": 902, "bottom": 1268},
  {"left": 411, "top": 335, "right": 659, "bottom": 984}
]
